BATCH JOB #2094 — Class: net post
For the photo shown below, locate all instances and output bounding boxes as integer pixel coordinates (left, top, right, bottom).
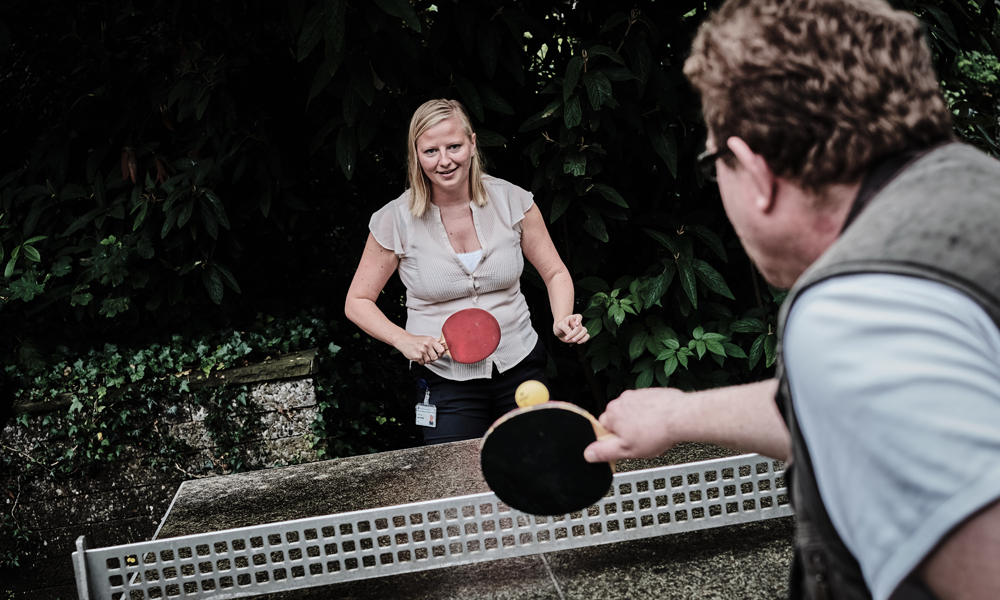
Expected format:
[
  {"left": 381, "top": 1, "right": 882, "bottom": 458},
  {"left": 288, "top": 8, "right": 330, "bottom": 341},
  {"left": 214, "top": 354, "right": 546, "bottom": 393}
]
[{"left": 73, "top": 535, "right": 91, "bottom": 600}]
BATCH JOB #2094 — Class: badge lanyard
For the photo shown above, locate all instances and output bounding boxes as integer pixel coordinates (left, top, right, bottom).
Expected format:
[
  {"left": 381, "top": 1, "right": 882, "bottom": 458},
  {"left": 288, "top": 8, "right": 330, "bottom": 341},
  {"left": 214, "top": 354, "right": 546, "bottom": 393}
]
[{"left": 414, "top": 378, "right": 436, "bottom": 428}]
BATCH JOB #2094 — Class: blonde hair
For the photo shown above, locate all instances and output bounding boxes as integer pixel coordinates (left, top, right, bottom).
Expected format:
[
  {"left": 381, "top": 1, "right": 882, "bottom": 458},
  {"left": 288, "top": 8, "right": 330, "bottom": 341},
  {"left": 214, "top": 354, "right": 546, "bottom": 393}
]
[
  {"left": 406, "top": 99, "right": 488, "bottom": 217},
  {"left": 684, "top": 0, "right": 953, "bottom": 190}
]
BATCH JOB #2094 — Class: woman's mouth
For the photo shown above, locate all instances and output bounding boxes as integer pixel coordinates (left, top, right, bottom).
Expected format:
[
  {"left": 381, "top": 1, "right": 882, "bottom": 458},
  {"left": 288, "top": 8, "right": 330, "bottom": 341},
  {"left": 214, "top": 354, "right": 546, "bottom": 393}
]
[{"left": 437, "top": 166, "right": 458, "bottom": 177}]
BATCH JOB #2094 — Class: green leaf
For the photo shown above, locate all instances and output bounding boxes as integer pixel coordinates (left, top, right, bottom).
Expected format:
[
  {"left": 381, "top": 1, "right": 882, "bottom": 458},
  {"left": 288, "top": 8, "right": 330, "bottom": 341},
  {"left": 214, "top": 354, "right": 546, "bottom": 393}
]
[
  {"left": 644, "top": 229, "right": 678, "bottom": 253},
  {"left": 582, "top": 71, "right": 613, "bottom": 111},
  {"left": 723, "top": 343, "right": 747, "bottom": 359},
  {"left": 695, "top": 340, "right": 707, "bottom": 359},
  {"left": 564, "top": 95, "right": 582, "bottom": 129},
  {"left": 337, "top": 127, "right": 357, "bottom": 180},
  {"left": 583, "top": 208, "right": 609, "bottom": 242},
  {"left": 476, "top": 129, "right": 507, "bottom": 147},
  {"left": 921, "top": 3, "right": 959, "bottom": 46},
  {"left": 578, "top": 278, "right": 610, "bottom": 294},
  {"left": 628, "top": 331, "right": 649, "bottom": 361},
  {"left": 454, "top": 76, "right": 484, "bottom": 122},
  {"left": 479, "top": 85, "right": 514, "bottom": 115},
  {"left": 587, "top": 45, "right": 625, "bottom": 65},
  {"left": 649, "top": 127, "right": 678, "bottom": 178},
  {"left": 477, "top": 20, "right": 501, "bottom": 79},
  {"left": 519, "top": 99, "right": 562, "bottom": 132},
  {"left": 203, "top": 266, "right": 225, "bottom": 304},
  {"left": 600, "top": 12, "right": 629, "bottom": 33},
  {"left": 199, "top": 201, "right": 219, "bottom": 239},
  {"left": 564, "top": 152, "right": 586, "bottom": 177},
  {"left": 599, "top": 67, "right": 637, "bottom": 82},
  {"left": 325, "top": 0, "right": 347, "bottom": 52},
  {"left": 590, "top": 183, "right": 628, "bottom": 207},
  {"left": 678, "top": 260, "right": 698, "bottom": 309},
  {"left": 297, "top": 3, "right": 326, "bottom": 61},
  {"left": 21, "top": 245, "right": 40, "bottom": 262},
  {"left": 706, "top": 340, "right": 726, "bottom": 356},
  {"left": 177, "top": 201, "right": 194, "bottom": 229},
  {"left": 748, "top": 333, "right": 766, "bottom": 369},
  {"left": 564, "top": 56, "right": 584, "bottom": 102},
  {"left": 729, "top": 318, "right": 767, "bottom": 333},
  {"left": 310, "top": 119, "right": 339, "bottom": 155},
  {"left": 374, "top": 0, "right": 421, "bottom": 32},
  {"left": 550, "top": 193, "right": 571, "bottom": 223},
  {"left": 584, "top": 317, "right": 603, "bottom": 338},
  {"left": 693, "top": 259, "right": 735, "bottom": 299},
  {"left": 687, "top": 224, "right": 727, "bottom": 262},
  {"left": 636, "top": 368, "right": 654, "bottom": 389},
  {"left": 203, "top": 189, "right": 230, "bottom": 230},
  {"left": 692, "top": 326, "right": 704, "bottom": 339},
  {"left": 764, "top": 335, "right": 778, "bottom": 368},
  {"left": 307, "top": 57, "right": 341, "bottom": 109},
  {"left": 663, "top": 355, "right": 678, "bottom": 378},
  {"left": 215, "top": 263, "right": 241, "bottom": 293}
]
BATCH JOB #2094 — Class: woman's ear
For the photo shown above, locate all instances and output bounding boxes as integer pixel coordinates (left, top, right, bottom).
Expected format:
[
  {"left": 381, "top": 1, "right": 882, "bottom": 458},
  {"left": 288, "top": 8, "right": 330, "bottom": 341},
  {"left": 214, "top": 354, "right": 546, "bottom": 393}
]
[{"left": 727, "top": 136, "right": 777, "bottom": 212}]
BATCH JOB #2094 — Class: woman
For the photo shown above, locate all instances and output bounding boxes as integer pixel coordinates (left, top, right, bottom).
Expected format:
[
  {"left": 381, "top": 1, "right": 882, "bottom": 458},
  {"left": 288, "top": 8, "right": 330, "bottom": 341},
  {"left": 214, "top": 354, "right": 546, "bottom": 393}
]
[{"left": 345, "top": 99, "right": 588, "bottom": 444}]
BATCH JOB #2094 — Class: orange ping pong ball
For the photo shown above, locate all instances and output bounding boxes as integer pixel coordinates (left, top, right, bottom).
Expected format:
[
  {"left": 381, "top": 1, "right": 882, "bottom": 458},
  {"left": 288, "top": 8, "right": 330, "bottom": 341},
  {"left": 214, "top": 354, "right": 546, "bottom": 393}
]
[{"left": 515, "top": 380, "right": 549, "bottom": 408}]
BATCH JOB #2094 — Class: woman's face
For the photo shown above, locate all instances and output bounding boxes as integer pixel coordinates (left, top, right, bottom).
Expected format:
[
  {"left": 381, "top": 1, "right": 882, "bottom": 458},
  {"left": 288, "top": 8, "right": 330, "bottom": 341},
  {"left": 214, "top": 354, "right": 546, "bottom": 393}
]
[{"left": 416, "top": 116, "right": 476, "bottom": 199}]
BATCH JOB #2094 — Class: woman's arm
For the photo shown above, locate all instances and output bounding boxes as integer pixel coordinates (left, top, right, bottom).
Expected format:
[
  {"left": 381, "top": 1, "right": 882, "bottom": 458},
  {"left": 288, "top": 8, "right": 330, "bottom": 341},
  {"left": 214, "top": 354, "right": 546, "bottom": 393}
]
[
  {"left": 345, "top": 233, "right": 447, "bottom": 365},
  {"left": 520, "top": 205, "right": 589, "bottom": 344}
]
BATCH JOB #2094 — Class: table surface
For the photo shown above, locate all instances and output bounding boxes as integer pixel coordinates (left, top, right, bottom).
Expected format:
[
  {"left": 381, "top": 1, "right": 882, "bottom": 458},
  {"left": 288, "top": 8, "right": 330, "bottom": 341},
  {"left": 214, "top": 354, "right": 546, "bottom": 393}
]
[{"left": 157, "top": 440, "right": 794, "bottom": 600}]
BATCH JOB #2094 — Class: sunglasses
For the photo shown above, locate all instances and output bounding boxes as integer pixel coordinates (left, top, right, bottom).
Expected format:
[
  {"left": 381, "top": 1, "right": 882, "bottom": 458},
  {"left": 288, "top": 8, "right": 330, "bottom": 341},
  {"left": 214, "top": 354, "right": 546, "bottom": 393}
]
[{"left": 696, "top": 147, "right": 730, "bottom": 182}]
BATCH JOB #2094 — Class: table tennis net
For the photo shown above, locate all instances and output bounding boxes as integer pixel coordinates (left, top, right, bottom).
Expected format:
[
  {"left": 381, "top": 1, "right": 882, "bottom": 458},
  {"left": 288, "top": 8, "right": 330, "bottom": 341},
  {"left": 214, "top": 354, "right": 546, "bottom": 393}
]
[{"left": 73, "top": 453, "right": 792, "bottom": 599}]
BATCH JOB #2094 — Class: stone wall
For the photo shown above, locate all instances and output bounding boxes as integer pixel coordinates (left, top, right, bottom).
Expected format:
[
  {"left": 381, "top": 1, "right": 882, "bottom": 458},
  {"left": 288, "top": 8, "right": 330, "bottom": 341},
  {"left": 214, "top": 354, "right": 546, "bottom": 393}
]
[{"left": 0, "top": 350, "right": 320, "bottom": 600}]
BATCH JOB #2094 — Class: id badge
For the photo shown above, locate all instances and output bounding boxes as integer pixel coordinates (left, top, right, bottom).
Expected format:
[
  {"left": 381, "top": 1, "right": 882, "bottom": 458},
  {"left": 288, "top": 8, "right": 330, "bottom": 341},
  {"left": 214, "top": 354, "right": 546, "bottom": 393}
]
[
  {"left": 415, "top": 403, "right": 437, "bottom": 427},
  {"left": 415, "top": 380, "right": 436, "bottom": 427}
]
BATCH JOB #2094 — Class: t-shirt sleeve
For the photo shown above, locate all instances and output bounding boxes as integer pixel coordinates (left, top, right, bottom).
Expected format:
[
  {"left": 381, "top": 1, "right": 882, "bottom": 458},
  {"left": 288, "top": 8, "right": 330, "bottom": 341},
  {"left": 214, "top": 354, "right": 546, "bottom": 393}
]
[
  {"left": 502, "top": 179, "right": 535, "bottom": 227},
  {"left": 783, "top": 273, "right": 1000, "bottom": 600},
  {"left": 368, "top": 199, "right": 405, "bottom": 255}
]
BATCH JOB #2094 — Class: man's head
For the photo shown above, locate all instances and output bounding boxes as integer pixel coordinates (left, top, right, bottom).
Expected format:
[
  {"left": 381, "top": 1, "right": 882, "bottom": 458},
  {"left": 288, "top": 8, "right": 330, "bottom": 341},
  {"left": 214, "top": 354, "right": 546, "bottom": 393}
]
[{"left": 685, "top": 0, "right": 953, "bottom": 191}]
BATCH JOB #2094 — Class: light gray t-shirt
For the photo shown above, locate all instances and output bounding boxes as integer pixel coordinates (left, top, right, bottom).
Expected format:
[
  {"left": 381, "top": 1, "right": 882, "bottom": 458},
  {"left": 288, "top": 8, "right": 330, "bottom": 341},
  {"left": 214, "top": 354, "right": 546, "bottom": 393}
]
[
  {"left": 369, "top": 175, "right": 539, "bottom": 381},
  {"left": 784, "top": 273, "right": 1000, "bottom": 600}
]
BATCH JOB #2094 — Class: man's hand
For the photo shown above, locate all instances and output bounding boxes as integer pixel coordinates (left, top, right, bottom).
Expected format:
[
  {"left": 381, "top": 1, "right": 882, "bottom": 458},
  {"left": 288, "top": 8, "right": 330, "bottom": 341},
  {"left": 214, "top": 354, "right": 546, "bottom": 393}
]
[
  {"left": 584, "top": 388, "right": 686, "bottom": 462},
  {"left": 584, "top": 379, "right": 790, "bottom": 464}
]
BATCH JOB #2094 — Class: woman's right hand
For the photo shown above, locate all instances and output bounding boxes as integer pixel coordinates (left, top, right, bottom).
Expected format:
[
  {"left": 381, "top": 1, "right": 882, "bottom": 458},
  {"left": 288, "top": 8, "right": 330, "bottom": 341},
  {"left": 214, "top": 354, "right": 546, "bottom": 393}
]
[{"left": 396, "top": 333, "right": 448, "bottom": 366}]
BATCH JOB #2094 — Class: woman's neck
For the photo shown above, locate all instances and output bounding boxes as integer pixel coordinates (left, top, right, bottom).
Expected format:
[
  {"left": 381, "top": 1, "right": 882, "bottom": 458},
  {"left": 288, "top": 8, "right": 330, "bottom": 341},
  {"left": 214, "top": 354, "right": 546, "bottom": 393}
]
[{"left": 431, "top": 185, "right": 471, "bottom": 208}]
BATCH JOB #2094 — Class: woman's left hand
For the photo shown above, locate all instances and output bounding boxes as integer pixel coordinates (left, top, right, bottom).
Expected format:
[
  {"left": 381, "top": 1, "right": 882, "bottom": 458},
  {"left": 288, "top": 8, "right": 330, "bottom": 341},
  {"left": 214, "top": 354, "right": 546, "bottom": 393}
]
[{"left": 553, "top": 314, "right": 589, "bottom": 345}]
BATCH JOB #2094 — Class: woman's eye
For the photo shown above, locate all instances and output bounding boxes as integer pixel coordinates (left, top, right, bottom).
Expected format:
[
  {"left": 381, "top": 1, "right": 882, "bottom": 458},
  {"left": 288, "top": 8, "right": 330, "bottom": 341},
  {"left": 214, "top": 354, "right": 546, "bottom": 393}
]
[{"left": 449, "top": 144, "right": 460, "bottom": 150}]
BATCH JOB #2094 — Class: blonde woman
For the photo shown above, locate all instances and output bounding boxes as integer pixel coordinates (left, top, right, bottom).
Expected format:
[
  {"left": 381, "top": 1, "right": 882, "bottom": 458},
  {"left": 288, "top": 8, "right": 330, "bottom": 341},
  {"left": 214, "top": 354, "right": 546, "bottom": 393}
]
[{"left": 345, "top": 99, "right": 589, "bottom": 444}]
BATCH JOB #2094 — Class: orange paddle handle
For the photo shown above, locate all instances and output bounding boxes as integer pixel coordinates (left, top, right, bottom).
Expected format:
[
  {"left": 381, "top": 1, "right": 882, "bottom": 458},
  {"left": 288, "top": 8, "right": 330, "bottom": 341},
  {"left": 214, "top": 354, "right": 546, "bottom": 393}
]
[{"left": 589, "top": 418, "right": 617, "bottom": 474}]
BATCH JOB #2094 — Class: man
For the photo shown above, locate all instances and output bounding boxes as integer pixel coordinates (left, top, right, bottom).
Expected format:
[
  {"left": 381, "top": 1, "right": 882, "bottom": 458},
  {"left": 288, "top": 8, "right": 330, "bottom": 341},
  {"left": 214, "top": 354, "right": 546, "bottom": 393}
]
[{"left": 584, "top": 1, "right": 1000, "bottom": 599}]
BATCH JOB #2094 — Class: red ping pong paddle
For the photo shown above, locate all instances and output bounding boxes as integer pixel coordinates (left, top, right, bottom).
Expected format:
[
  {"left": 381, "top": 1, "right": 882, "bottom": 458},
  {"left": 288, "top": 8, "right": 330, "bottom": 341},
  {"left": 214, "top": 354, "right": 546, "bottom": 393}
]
[
  {"left": 438, "top": 308, "right": 501, "bottom": 364},
  {"left": 480, "top": 383, "right": 616, "bottom": 516}
]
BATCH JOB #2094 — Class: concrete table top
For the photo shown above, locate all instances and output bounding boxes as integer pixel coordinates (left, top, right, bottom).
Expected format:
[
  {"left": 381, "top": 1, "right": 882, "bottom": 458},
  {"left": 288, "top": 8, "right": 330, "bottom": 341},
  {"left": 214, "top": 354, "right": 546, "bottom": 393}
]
[{"left": 157, "top": 440, "right": 794, "bottom": 599}]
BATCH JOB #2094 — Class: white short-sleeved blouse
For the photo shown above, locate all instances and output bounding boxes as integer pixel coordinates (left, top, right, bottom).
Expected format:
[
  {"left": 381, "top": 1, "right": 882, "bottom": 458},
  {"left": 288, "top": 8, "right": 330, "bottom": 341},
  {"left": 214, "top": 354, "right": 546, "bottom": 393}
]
[{"left": 369, "top": 175, "right": 540, "bottom": 381}]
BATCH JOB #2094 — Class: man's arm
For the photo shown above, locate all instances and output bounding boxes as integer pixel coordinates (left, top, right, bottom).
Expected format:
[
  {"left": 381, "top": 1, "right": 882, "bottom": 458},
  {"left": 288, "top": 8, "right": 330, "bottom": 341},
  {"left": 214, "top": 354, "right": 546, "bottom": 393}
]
[
  {"left": 919, "top": 498, "right": 1000, "bottom": 600},
  {"left": 584, "top": 378, "right": 790, "bottom": 463}
]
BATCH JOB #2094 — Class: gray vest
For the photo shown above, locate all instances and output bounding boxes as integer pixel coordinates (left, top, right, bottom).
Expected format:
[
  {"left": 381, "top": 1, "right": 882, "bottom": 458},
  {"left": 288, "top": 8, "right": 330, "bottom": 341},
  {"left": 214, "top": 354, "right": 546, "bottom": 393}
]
[{"left": 775, "top": 143, "right": 1000, "bottom": 600}]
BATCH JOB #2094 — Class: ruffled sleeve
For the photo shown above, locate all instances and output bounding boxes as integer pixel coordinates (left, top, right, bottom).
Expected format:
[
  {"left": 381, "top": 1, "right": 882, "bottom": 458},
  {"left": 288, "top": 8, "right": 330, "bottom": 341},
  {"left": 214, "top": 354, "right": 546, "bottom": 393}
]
[
  {"left": 368, "top": 196, "right": 407, "bottom": 255},
  {"left": 498, "top": 178, "right": 535, "bottom": 228}
]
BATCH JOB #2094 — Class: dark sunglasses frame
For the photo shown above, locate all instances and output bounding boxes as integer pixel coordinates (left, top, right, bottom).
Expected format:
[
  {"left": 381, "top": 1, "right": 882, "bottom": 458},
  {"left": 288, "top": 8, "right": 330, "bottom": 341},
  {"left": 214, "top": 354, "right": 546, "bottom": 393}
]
[{"left": 697, "top": 148, "right": 727, "bottom": 182}]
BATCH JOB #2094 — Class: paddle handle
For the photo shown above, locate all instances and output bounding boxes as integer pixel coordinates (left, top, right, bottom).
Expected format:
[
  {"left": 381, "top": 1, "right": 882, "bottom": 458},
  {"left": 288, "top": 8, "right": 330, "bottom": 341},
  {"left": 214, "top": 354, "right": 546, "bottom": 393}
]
[
  {"left": 436, "top": 335, "right": 450, "bottom": 358},
  {"left": 589, "top": 418, "right": 618, "bottom": 474}
]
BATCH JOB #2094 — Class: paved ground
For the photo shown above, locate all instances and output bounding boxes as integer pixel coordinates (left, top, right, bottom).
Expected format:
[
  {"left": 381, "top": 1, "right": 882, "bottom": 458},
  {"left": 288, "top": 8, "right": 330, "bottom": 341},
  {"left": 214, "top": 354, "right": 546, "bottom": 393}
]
[{"left": 156, "top": 440, "right": 794, "bottom": 599}]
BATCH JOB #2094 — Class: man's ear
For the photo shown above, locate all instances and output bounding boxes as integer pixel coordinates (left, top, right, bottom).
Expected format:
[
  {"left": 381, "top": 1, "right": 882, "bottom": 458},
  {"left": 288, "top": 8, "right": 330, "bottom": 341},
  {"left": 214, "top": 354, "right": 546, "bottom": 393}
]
[{"left": 727, "top": 137, "right": 776, "bottom": 212}]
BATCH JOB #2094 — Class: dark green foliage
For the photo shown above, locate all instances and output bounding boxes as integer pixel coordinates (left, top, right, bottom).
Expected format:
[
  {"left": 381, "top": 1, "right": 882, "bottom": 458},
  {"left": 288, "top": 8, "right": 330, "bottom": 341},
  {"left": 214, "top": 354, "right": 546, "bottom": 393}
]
[{"left": 1, "top": 0, "right": 999, "bottom": 443}]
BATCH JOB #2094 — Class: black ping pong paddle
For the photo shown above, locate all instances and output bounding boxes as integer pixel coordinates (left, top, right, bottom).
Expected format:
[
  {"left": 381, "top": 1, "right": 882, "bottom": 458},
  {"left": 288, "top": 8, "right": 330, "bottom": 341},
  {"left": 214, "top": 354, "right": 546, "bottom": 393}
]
[{"left": 479, "top": 381, "right": 616, "bottom": 515}]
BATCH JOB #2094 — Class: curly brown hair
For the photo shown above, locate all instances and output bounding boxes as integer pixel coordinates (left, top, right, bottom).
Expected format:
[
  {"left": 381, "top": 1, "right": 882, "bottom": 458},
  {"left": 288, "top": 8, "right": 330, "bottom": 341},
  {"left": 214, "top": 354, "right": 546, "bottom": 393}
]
[{"left": 684, "top": 0, "right": 954, "bottom": 190}]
